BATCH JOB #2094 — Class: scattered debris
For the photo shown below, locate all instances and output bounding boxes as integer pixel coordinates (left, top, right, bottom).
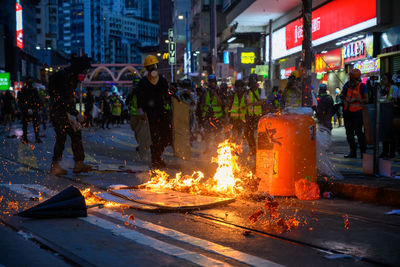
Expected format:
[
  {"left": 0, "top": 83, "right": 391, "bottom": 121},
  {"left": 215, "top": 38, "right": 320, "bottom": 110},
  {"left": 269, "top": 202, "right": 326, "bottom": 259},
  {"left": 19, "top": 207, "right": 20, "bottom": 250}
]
[
  {"left": 344, "top": 214, "right": 350, "bottom": 230},
  {"left": 242, "top": 230, "right": 252, "bottom": 236},
  {"left": 325, "top": 254, "right": 354, "bottom": 260},
  {"left": 249, "top": 210, "right": 264, "bottom": 223},
  {"left": 264, "top": 199, "right": 279, "bottom": 219},
  {"left": 108, "top": 184, "right": 129, "bottom": 190},
  {"left": 295, "top": 179, "right": 320, "bottom": 200},
  {"left": 17, "top": 230, "right": 32, "bottom": 240},
  {"left": 385, "top": 209, "right": 400, "bottom": 215},
  {"left": 322, "top": 192, "right": 332, "bottom": 199}
]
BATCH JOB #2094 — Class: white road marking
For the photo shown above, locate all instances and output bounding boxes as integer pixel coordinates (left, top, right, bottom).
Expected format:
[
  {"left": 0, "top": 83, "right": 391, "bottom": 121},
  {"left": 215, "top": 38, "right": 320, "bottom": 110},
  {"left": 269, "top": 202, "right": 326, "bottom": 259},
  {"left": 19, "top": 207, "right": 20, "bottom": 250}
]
[
  {"left": 0, "top": 184, "right": 57, "bottom": 198},
  {"left": 2, "top": 183, "right": 284, "bottom": 267},
  {"left": 83, "top": 216, "right": 229, "bottom": 267},
  {"left": 98, "top": 209, "right": 284, "bottom": 267}
]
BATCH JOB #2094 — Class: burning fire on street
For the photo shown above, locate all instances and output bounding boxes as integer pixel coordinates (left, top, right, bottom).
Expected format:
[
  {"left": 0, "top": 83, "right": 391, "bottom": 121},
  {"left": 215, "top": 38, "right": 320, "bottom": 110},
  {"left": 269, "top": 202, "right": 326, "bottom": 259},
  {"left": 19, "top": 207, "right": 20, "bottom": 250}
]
[
  {"left": 139, "top": 140, "right": 258, "bottom": 197},
  {"left": 80, "top": 188, "right": 121, "bottom": 208}
]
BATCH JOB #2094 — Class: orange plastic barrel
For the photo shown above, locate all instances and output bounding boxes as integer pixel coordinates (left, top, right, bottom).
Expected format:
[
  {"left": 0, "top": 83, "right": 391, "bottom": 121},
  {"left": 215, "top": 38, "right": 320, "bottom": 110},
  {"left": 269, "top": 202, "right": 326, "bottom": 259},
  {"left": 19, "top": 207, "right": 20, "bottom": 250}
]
[{"left": 256, "top": 114, "right": 316, "bottom": 196}]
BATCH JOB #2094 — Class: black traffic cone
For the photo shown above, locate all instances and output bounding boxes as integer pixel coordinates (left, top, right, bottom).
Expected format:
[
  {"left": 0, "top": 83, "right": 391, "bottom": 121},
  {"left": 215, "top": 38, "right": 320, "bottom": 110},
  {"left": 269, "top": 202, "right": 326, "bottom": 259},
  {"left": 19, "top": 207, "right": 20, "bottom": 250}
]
[{"left": 18, "top": 186, "right": 88, "bottom": 218}]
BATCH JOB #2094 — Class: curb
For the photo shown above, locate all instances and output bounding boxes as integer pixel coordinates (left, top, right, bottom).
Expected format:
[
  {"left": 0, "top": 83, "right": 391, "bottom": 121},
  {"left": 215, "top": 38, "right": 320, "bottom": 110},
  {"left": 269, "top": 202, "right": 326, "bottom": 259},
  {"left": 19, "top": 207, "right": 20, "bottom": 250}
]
[{"left": 318, "top": 179, "right": 400, "bottom": 207}]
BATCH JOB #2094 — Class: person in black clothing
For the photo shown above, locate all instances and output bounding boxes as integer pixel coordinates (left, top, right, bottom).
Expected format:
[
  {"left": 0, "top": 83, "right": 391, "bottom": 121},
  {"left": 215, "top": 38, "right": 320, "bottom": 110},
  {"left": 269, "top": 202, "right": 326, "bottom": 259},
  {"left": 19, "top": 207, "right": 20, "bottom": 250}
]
[
  {"left": 334, "top": 87, "right": 344, "bottom": 127},
  {"left": 85, "top": 88, "right": 94, "bottom": 127},
  {"left": 48, "top": 54, "right": 93, "bottom": 175},
  {"left": 137, "top": 55, "right": 172, "bottom": 168},
  {"left": 101, "top": 90, "right": 112, "bottom": 129},
  {"left": 316, "top": 84, "right": 335, "bottom": 131},
  {"left": 2, "top": 90, "right": 16, "bottom": 130},
  {"left": 18, "top": 77, "right": 42, "bottom": 144}
]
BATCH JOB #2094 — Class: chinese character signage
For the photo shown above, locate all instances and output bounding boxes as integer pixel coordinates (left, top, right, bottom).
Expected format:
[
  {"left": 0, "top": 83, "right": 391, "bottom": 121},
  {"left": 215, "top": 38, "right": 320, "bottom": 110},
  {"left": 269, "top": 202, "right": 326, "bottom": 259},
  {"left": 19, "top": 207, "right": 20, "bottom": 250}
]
[
  {"left": 16, "top": 0, "right": 23, "bottom": 49},
  {"left": 280, "top": 67, "right": 295, "bottom": 80},
  {"left": 353, "top": 58, "right": 380, "bottom": 74},
  {"left": 343, "top": 35, "right": 373, "bottom": 64},
  {"left": 0, "top": 73, "right": 10, "bottom": 91},
  {"left": 315, "top": 48, "right": 342, "bottom": 73},
  {"left": 286, "top": 0, "right": 376, "bottom": 50},
  {"left": 237, "top": 48, "right": 257, "bottom": 69}
]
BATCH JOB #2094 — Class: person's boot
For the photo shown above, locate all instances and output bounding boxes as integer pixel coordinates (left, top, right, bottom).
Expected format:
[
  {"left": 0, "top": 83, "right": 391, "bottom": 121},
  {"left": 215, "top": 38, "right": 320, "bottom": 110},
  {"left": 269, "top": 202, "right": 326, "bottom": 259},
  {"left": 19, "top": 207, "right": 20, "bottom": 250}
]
[
  {"left": 73, "top": 161, "right": 93, "bottom": 173},
  {"left": 50, "top": 161, "right": 68, "bottom": 175},
  {"left": 344, "top": 152, "right": 357, "bottom": 158},
  {"left": 21, "top": 136, "right": 28, "bottom": 144}
]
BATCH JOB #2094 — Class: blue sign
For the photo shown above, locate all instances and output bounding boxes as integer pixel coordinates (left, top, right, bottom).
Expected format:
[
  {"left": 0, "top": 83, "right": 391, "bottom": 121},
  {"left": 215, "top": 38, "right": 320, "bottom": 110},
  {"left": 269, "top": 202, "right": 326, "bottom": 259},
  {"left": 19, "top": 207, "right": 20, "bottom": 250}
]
[{"left": 223, "top": 51, "right": 230, "bottom": 64}]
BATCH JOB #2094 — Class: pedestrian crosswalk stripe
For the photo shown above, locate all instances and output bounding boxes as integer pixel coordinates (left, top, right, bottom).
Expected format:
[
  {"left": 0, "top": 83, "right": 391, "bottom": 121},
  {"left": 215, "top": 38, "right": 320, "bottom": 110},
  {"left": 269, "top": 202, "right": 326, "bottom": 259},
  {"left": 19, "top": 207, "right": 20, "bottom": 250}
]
[
  {"left": 83, "top": 216, "right": 230, "bottom": 267},
  {"left": 2, "top": 183, "right": 283, "bottom": 267},
  {"left": 97, "top": 209, "right": 283, "bottom": 267}
]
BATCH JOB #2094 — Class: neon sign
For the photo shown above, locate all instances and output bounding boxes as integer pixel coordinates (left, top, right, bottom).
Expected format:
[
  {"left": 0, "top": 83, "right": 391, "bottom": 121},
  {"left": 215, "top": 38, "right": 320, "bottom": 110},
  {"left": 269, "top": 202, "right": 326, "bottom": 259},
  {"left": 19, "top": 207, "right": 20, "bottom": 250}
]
[{"left": 16, "top": 0, "right": 23, "bottom": 49}]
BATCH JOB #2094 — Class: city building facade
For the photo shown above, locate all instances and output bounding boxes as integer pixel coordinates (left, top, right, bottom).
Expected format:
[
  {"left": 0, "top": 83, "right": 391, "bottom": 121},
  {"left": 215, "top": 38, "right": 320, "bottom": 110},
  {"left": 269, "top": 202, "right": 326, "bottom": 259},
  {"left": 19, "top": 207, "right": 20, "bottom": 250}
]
[
  {"left": 0, "top": 0, "right": 40, "bottom": 84},
  {"left": 57, "top": 0, "right": 105, "bottom": 63}
]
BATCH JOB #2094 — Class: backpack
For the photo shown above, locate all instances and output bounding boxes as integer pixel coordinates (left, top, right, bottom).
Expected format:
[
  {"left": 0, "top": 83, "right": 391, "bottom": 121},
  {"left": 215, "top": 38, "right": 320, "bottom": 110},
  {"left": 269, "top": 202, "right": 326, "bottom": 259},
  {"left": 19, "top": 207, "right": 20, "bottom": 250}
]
[{"left": 317, "top": 95, "right": 334, "bottom": 117}]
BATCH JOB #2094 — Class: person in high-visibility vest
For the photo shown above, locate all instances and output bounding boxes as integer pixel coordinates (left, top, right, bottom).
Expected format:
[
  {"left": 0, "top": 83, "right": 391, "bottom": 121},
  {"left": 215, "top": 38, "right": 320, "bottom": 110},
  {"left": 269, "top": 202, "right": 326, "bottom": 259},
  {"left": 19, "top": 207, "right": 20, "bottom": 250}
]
[
  {"left": 245, "top": 74, "right": 263, "bottom": 155},
  {"left": 380, "top": 72, "right": 400, "bottom": 158},
  {"left": 283, "top": 70, "right": 302, "bottom": 108},
  {"left": 127, "top": 86, "right": 151, "bottom": 159},
  {"left": 266, "top": 86, "right": 283, "bottom": 113},
  {"left": 200, "top": 74, "right": 224, "bottom": 153},
  {"left": 229, "top": 79, "right": 247, "bottom": 140},
  {"left": 340, "top": 68, "right": 368, "bottom": 158},
  {"left": 111, "top": 92, "right": 122, "bottom": 127}
]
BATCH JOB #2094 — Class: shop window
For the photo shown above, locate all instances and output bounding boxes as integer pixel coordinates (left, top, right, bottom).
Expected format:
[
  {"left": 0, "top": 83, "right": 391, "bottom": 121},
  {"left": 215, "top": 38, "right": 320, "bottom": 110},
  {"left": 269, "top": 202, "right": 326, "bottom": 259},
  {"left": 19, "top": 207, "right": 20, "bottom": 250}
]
[{"left": 392, "top": 55, "right": 400, "bottom": 74}]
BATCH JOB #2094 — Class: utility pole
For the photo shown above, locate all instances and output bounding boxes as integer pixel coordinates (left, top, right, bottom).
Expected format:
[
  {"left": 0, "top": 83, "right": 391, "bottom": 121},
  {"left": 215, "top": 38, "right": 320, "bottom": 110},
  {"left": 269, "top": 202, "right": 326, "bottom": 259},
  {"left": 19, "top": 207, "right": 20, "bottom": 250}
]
[
  {"left": 210, "top": 0, "right": 217, "bottom": 74},
  {"left": 301, "top": 0, "right": 312, "bottom": 107},
  {"left": 268, "top": 19, "right": 273, "bottom": 93}
]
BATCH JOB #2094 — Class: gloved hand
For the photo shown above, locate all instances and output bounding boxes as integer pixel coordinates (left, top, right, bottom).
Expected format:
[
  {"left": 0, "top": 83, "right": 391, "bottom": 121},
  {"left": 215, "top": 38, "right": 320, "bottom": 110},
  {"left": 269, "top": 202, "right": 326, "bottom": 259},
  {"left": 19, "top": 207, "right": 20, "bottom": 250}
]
[{"left": 76, "top": 114, "right": 85, "bottom": 123}]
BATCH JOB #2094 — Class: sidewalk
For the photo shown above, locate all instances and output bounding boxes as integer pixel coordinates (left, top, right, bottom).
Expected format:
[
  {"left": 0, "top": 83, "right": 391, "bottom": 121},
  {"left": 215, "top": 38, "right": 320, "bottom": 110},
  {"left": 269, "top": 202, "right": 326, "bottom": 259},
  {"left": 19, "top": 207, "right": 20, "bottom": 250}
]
[
  {"left": 322, "top": 127, "right": 400, "bottom": 206},
  {"left": 0, "top": 122, "right": 399, "bottom": 207}
]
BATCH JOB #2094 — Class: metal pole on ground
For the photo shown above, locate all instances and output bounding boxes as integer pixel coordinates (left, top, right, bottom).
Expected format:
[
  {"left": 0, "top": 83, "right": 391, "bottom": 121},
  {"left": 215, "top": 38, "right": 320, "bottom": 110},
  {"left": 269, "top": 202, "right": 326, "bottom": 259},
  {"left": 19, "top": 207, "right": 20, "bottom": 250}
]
[{"left": 301, "top": 0, "right": 312, "bottom": 107}]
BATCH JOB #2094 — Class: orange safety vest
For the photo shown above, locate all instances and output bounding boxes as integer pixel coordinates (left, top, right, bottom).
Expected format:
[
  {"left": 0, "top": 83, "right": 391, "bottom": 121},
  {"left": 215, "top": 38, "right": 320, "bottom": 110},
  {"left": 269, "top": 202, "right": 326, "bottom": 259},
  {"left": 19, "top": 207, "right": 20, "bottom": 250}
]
[{"left": 344, "top": 83, "right": 363, "bottom": 112}]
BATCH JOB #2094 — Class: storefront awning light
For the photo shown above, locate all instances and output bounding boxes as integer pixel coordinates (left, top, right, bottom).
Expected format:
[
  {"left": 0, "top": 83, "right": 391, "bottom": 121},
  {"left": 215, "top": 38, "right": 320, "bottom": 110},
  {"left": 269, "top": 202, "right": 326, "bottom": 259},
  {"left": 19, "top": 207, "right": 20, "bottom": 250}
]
[{"left": 227, "top": 37, "right": 236, "bottom": 43}]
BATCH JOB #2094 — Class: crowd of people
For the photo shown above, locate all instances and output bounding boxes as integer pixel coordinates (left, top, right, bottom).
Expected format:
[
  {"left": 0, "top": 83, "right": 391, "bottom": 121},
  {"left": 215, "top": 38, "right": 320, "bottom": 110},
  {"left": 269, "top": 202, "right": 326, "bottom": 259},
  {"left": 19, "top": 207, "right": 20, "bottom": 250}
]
[{"left": 1, "top": 53, "right": 400, "bottom": 173}]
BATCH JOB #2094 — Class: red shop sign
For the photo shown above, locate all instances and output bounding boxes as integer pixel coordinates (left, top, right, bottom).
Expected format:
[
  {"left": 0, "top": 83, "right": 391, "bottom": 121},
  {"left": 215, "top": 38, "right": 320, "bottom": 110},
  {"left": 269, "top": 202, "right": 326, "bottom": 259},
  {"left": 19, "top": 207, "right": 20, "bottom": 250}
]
[
  {"left": 315, "top": 48, "right": 342, "bottom": 73},
  {"left": 285, "top": 0, "right": 376, "bottom": 50},
  {"left": 280, "top": 66, "right": 295, "bottom": 79}
]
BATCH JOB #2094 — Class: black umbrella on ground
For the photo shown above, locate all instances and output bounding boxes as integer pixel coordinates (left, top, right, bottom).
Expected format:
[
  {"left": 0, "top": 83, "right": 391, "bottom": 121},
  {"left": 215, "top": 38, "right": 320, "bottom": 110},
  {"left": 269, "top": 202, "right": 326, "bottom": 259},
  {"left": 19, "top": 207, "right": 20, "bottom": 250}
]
[{"left": 18, "top": 186, "right": 100, "bottom": 219}]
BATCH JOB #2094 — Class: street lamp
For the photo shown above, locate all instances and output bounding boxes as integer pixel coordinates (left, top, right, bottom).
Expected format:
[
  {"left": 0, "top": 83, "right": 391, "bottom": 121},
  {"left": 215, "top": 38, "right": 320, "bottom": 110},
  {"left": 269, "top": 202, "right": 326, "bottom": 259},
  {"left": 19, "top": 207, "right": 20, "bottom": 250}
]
[
  {"left": 165, "top": 39, "right": 169, "bottom": 43},
  {"left": 178, "top": 14, "right": 184, "bottom": 20}
]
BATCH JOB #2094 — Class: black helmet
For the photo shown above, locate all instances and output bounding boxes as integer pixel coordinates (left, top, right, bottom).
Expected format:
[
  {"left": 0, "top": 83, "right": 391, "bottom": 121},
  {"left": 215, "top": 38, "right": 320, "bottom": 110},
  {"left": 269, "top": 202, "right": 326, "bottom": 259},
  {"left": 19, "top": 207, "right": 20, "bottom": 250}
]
[{"left": 70, "top": 54, "right": 92, "bottom": 74}]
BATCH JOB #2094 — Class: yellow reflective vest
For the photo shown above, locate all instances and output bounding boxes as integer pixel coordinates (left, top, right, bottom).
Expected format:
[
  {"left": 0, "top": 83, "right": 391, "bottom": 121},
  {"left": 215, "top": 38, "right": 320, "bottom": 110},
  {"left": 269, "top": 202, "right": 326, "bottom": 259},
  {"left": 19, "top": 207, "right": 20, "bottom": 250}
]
[
  {"left": 247, "top": 89, "right": 262, "bottom": 116},
  {"left": 230, "top": 93, "right": 246, "bottom": 121},
  {"left": 202, "top": 91, "right": 223, "bottom": 119}
]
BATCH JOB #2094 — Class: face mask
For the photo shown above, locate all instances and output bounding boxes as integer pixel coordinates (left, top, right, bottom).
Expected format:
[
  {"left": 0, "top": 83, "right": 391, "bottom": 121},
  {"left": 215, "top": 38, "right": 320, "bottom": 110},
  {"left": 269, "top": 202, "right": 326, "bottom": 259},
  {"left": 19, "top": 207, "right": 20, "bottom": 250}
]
[{"left": 151, "top": 70, "right": 158, "bottom": 77}]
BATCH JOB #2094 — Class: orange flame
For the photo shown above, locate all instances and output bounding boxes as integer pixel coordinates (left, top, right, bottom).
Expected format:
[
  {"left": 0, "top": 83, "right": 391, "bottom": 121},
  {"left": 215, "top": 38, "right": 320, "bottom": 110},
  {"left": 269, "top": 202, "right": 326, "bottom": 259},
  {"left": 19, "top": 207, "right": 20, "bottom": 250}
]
[
  {"left": 141, "top": 140, "right": 256, "bottom": 197},
  {"left": 80, "top": 188, "right": 121, "bottom": 208}
]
